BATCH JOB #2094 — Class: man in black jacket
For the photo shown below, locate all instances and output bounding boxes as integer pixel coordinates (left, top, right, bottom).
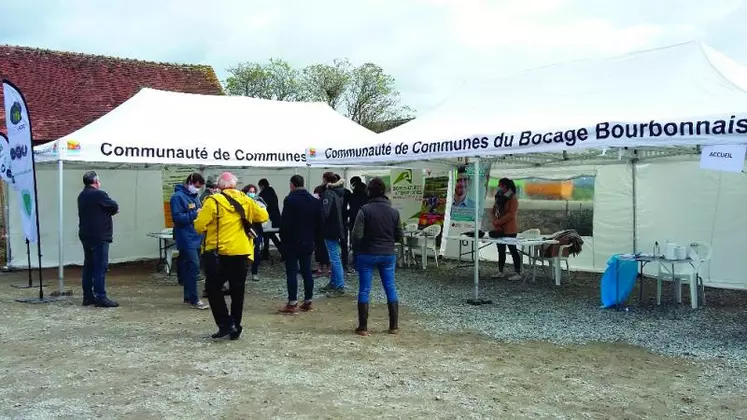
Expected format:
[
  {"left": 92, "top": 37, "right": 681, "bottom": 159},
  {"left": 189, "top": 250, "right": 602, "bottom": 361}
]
[
  {"left": 258, "top": 178, "right": 283, "bottom": 260},
  {"left": 77, "top": 171, "right": 119, "bottom": 308},
  {"left": 278, "top": 175, "right": 322, "bottom": 313}
]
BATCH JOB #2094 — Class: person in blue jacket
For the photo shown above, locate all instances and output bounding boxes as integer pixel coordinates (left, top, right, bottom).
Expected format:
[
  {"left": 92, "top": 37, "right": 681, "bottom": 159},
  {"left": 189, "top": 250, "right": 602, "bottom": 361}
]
[{"left": 170, "top": 173, "right": 210, "bottom": 310}]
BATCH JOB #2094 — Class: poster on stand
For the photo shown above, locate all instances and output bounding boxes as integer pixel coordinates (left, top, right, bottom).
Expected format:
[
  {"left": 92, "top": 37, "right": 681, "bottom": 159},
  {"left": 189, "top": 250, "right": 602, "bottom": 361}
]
[
  {"left": 419, "top": 175, "right": 448, "bottom": 228},
  {"left": 450, "top": 162, "right": 491, "bottom": 224},
  {"left": 162, "top": 166, "right": 199, "bottom": 227},
  {"left": 390, "top": 168, "right": 424, "bottom": 223}
]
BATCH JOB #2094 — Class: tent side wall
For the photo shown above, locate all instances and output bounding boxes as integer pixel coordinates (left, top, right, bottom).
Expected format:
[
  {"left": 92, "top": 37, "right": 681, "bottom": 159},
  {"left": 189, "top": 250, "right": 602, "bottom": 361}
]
[
  {"left": 8, "top": 167, "right": 164, "bottom": 268},
  {"left": 636, "top": 160, "right": 747, "bottom": 289}
]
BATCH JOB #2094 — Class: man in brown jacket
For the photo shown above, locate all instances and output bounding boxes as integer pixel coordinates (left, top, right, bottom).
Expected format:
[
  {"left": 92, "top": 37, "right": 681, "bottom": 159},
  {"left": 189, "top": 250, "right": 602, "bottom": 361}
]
[{"left": 492, "top": 178, "right": 522, "bottom": 280}]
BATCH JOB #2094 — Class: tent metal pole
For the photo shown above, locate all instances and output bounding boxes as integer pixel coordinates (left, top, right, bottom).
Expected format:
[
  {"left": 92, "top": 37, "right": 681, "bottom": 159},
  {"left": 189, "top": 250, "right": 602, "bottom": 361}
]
[
  {"left": 306, "top": 164, "right": 311, "bottom": 184},
  {"left": 58, "top": 158, "right": 64, "bottom": 292},
  {"left": 473, "top": 158, "right": 480, "bottom": 300},
  {"left": 3, "top": 180, "right": 10, "bottom": 269},
  {"left": 631, "top": 151, "right": 638, "bottom": 254}
]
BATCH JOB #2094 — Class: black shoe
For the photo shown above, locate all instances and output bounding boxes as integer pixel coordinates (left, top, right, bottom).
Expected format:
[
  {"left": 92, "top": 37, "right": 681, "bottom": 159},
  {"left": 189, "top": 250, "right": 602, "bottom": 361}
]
[
  {"left": 94, "top": 298, "right": 119, "bottom": 308},
  {"left": 211, "top": 325, "right": 238, "bottom": 339},
  {"left": 230, "top": 326, "right": 243, "bottom": 340},
  {"left": 82, "top": 298, "right": 95, "bottom": 306}
]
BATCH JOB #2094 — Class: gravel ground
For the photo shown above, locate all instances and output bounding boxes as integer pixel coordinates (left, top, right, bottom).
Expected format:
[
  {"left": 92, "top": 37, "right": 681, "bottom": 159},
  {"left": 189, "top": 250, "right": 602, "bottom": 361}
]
[
  {"left": 254, "top": 258, "right": 747, "bottom": 364},
  {"left": 1, "top": 258, "right": 746, "bottom": 419}
]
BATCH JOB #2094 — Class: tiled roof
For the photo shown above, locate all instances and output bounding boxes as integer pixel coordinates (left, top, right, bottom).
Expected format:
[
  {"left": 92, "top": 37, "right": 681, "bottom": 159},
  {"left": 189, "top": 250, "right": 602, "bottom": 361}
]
[{"left": 0, "top": 45, "right": 223, "bottom": 142}]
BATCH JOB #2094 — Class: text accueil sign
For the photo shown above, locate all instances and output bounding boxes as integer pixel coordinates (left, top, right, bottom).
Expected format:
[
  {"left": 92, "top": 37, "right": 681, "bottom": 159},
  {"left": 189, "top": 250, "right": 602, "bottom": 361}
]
[{"left": 311, "top": 114, "right": 747, "bottom": 164}]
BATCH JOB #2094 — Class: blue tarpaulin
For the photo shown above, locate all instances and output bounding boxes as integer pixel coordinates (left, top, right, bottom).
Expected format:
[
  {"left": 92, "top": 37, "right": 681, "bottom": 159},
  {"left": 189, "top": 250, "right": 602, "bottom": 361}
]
[{"left": 600, "top": 254, "right": 638, "bottom": 308}]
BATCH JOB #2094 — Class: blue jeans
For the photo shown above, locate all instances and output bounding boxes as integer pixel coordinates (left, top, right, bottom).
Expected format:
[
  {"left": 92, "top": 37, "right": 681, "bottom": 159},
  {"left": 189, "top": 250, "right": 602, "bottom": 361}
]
[
  {"left": 177, "top": 247, "right": 201, "bottom": 304},
  {"left": 81, "top": 241, "right": 110, "bottom": 300},
  {"left": 285, "top": 252, "right": 314, "bottom": 302},
  {"left": 325, "top": 239, "right": 345, "bottom": 288},
  {"left": 356, "top": 254, "right": 398, "bottom": 304}
]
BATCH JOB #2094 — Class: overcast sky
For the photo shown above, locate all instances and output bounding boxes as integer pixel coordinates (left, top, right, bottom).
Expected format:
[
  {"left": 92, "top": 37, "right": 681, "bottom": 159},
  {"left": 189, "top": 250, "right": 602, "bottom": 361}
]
[{"left": 3, "top": 0, "right": 746, "bottom": 115}]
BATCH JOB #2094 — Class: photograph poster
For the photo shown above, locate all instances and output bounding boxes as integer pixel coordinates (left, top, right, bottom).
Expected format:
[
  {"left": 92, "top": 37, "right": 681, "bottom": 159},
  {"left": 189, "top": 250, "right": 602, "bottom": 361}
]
[
  {"left": 419, "top": 175, "right": 448, "bottom": 228},
  {"left": 450, "top": 162, "right": 491, "bottom": 224}
]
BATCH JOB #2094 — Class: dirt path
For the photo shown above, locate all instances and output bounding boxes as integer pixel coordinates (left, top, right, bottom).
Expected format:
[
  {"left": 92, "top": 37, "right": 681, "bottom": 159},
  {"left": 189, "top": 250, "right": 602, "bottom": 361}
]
[{"left": 0, "top": 265, "right": 745, "bottom": 419}]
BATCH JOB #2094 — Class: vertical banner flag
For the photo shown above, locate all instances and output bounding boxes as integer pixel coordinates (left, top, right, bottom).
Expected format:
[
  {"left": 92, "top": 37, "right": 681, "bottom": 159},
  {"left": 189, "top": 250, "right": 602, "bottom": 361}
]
[
  {"left": 390, "top": 169, "right": 424, "bottom": 223},
  {"left": 0, "top": 133, "right": 14, "bottom": 186},
  {"left": 3, "top": 81, "right": 38, "bottom": 243},
  {"left": 700, "top": 144, "right": 747, "bottom": 173}
]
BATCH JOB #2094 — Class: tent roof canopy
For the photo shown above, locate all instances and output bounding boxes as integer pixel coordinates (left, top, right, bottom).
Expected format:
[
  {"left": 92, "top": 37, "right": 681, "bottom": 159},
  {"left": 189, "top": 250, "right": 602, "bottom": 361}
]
[
  {"left": 34, "top": 88, "right": 377, "bottom": 167},
  {"left": 309, "top": 41, "right": 747, "bottom": 167}
]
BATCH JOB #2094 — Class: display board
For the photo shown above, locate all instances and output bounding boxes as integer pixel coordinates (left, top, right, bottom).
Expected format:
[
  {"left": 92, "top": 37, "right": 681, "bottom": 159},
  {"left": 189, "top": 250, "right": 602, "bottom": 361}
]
[{"left": 161, "top": 166, "right": 198, "bottom": 227}]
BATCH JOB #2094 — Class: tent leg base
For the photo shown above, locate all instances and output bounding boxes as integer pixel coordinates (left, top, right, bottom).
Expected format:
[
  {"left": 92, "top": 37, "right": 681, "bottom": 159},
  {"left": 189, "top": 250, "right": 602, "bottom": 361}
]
[
  {"left": 15, "top": 296, "right": 63, "bottom": 304},
  {"left": 11, "top": 283, "right": 46, "bottom": 289},
  {"left": 467, "top": 298, "right": 492, "bottom": 305}
]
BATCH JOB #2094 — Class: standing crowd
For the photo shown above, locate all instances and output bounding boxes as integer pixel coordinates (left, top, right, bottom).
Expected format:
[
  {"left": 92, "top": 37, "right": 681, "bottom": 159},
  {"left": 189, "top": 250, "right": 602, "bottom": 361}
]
[{"left": 77, "top": 170, "right": 403, "bottom": 337}]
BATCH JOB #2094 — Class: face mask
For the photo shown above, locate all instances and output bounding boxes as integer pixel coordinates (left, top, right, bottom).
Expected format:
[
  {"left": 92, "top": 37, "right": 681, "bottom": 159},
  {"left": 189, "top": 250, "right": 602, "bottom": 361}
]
[
  {"left": 248, "top": 192, "right": 256, "bottom": 198},
  {"left": 187, "top": 184, "right": 199, "bottom": 194}
]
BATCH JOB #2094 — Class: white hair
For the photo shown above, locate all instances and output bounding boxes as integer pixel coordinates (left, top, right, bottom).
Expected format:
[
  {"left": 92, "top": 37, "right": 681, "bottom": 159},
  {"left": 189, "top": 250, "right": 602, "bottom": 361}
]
[{"left": 216, "top": 172, "right": 238, "bottom": 189}]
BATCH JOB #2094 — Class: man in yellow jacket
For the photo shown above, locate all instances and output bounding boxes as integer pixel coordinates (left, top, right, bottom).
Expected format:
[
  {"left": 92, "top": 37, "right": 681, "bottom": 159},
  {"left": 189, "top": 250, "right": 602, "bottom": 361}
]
[{"left": 194, "top": 172, "right": 269, "bottom": 340}]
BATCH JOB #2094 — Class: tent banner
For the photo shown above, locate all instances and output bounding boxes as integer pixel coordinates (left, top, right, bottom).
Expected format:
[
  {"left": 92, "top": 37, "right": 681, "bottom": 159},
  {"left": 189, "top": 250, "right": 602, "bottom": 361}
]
[
  {"left": 699, "top": 144, "right": 747, "bottom": 173},
  {"left": 307, "top": 113, "right": 747, "bottom": 165},
  {"left": 389, "top": 169, "right": 424, "bottom": 223},
  {"left": 3, "top": 80, "right": 38, "bottom": 243}
]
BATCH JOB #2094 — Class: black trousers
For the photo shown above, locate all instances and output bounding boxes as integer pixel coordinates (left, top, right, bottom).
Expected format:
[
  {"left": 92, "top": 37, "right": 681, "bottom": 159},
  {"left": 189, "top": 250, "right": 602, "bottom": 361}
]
[
  {"left": 340, "top": 228, "right": 349, "bottom": 270},
  {"left": 203, "top": 254, "right": 249, "bottom": 329},
  {"left": 496, "top": 233, "right": 522, "bottom": 273},
  {"left": 262, "top": 233, "right": 283, "bottom": 260}
]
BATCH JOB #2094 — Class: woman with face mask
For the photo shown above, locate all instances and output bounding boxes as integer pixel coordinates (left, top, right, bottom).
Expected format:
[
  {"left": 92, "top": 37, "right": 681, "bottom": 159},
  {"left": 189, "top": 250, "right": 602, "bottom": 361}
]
[
  {"left": 243, "top": 184, "right": 267, "bottom": 281},
  {"left": 492, "top": 178, "right": 522, "bottom": 281}
]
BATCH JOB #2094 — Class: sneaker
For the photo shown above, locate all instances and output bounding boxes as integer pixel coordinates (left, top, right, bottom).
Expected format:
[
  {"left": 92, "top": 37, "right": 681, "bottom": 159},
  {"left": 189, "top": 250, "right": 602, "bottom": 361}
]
[
  {"left": 191, "top": 301, "right": 210, "bottom": 310},
  {"left": 278, "top": 303, "right": 299, "bottom": 314},
  {"left": 251, "top": 274, "right": 260, "bottom": 282},
  {"left": 300, "top": 301, "right": 313, "bottom": 312},
  {"left": 94, "top": 298, "right": 119, "bottom": 308},
  {"left": 508, "top": 273, "right": 523, "bottom": 281},
  {"left": 326, "top": 288, "right": 345, "bottom": 298},
  {"left": 491, "top": 272, "right": 506, "bottom": 279}
]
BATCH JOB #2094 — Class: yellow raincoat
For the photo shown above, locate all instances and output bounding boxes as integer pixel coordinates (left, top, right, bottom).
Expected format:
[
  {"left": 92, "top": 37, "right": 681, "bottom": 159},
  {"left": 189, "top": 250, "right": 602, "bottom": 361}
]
[{"left": 194, "top": 188, "right": 269, "bottom": 261}]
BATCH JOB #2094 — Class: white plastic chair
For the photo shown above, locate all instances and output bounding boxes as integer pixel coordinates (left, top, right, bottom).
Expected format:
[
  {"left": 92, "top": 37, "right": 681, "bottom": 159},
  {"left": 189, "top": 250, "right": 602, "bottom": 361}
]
[
  {"left": 657, "top": 241, "right": 712, "bottom": 308},
  {"left": 402, "top": 223, "right": 421, "bottom": 268},
  {"left": 420, "top": 224, "right": 442, "bottom": 269}
]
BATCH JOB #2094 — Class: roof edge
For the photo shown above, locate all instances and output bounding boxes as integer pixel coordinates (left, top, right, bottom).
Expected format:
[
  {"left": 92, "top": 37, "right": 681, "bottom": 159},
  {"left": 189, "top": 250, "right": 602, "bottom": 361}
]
[{"left": 0, "top": 44, "right": 216, "bottom": 71}]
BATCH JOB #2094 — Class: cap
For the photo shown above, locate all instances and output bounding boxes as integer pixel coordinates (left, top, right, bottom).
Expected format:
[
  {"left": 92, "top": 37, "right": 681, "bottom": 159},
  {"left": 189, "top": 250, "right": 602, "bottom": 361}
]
[{"left": 205, "top": 175, "right": 218, "bottom": 188}]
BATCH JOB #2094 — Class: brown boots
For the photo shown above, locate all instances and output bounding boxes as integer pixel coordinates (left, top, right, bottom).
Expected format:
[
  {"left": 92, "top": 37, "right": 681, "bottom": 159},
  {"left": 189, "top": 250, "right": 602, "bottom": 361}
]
[
  {"left": 355, "top": 302, "right": 400, "bottom": 335},
  {"left": 355, "top": 303, "right": 369, "bottom": 336},
  {"left": 387, "top": 301, "right": 399, "bottom": 334}
]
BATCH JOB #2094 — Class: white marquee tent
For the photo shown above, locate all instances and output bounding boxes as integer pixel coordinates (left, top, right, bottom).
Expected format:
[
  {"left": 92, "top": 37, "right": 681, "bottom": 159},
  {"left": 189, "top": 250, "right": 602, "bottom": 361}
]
[
  {"left": 6, "top": 89, "right": 379, "bottom": 289},
  {"left": 310, "top": 41, "right": 747, "bottom": 291}
]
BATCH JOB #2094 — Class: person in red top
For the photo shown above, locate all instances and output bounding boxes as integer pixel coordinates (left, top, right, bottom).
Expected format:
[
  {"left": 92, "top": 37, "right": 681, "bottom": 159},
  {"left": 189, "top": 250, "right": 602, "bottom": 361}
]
[{"left": 492, "top": 178, "right": 522, "bottom": 281}]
